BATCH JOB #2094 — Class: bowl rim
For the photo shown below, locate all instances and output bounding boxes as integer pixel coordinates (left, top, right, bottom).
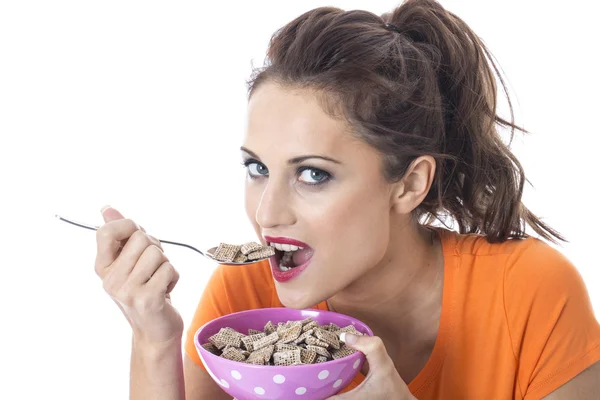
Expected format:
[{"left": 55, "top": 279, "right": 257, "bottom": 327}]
[{"left": 194, "top": 307, "right": 373, "bottom": 370}]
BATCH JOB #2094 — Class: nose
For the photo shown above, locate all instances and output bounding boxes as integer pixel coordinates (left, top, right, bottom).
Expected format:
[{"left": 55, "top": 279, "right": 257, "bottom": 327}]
[{"left": 255, "top": 179, "right": 296, "bottom": 230}]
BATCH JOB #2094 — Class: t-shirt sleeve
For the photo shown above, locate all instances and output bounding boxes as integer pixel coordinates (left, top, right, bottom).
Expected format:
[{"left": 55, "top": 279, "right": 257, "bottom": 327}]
[
  {"left": 184, "top": 261, "right": 280, "bottom": 369},
  {"left": 503, "top": 239, "right": 600, "bottom": 399}
]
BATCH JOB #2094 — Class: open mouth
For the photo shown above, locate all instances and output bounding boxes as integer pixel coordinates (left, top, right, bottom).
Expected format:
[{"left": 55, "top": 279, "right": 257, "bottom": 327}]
[
  {"left": 264, "top": 237, "right": 314, "bottom": 274},
  {"left": 270, "top": 243, "right": 312, "bottom": 271}
]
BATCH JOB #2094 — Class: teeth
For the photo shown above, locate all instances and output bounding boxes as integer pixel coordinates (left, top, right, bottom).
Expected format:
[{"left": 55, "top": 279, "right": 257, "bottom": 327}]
[
  {"left": 269, "top": 242, "right": 305, "bottom": 252},
  {"left": 278, "top": 263, "right": 292, "bottom": 272}
]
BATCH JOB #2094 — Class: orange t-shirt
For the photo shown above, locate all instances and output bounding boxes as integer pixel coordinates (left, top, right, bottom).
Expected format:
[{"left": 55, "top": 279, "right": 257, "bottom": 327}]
[{"left": 184, "top": 228, "right": 600, "bottom": 399}]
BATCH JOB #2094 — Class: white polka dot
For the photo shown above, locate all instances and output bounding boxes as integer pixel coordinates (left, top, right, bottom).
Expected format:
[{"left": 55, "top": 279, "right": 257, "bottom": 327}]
[
  {"left": 353, "top": 359, "right": 361, "bottom": 369},
  {"left": 220, "top": 379, "right": 230, "bottom": 388},
  {"left": 318, "top": 370, "right": 330, "bottom": 380},
  {"left": 230, "top": 370, "right": 242, "bottom": 380},
  {"left": 273, "top": 374, "right": 286, "bottom": 384},
  {"left": 295, "top": 387, "right": 307, "bottom": 395},
  {"left": 254, "top": 387, "right": 265, "bottom": 395},
  {"left": 333, "top": 379, "right": 343, "bottom": 388}
]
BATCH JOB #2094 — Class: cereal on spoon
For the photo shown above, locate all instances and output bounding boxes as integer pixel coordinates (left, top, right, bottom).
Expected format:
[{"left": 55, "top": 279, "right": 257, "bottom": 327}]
[{"left": 212, "top": 242, "right": 275, "bottom": 263}]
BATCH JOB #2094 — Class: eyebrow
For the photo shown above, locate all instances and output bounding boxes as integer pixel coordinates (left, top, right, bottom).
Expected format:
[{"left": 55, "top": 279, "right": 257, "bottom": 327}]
[{"left": 240, "top": 146, "right": 342, "bottom": 165}]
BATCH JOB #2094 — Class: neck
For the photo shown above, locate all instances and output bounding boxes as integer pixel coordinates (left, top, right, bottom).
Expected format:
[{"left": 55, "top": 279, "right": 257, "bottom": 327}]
[{"left": 327, "top": 220, "right": 444, "bottom": 348}]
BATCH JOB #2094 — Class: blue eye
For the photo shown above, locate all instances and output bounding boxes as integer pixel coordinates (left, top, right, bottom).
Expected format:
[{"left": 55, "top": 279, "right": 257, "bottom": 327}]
[
  {"left": 298, "top": 168, "right": 331, "bottom": 185},
  {"left": 243, "top": 159, "right": 269, "bottom": 178}
]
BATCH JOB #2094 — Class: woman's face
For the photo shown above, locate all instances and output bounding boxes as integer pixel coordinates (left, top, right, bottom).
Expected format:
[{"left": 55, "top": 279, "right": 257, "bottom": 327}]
[{"left": 243, "top": 82, "right": 395, "bottom": 309}]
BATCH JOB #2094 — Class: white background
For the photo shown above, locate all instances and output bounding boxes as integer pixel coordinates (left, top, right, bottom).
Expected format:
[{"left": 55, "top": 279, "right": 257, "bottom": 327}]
[{"left": 1, "top": 1, "right": 598, "bottom": 399}]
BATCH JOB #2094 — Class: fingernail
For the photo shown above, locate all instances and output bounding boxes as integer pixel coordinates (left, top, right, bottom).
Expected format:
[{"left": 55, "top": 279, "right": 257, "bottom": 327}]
[
  {"left": 339, "top": 332, "right": 358, "bottom": 345},
  {"left": 100, "top": 205, "right": 112, "bottom": 214}
]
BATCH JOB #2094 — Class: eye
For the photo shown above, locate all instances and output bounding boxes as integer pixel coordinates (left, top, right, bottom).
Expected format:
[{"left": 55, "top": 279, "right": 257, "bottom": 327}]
[
  {"left": 243, "top": 159, "right": 269, "bottom": 178},
  {"left": 298, "top": 167, "right": 331, "bottom": 185}
]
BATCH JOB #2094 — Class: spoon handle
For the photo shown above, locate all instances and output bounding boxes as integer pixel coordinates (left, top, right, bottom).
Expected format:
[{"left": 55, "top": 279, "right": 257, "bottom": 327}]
[{"left": 54, "top": 214, "right": 208, "bottom": 257}]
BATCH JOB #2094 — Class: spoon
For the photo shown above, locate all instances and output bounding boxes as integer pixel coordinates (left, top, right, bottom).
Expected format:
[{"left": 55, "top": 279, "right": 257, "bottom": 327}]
[{"left": 54, "top": 214, "right": 271, "bottom": 265}]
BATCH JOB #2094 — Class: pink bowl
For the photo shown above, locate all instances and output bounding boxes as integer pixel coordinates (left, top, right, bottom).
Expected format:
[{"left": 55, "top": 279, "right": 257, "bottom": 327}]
[{"left": 194, "top": 308, "right": 372, "bottom": 400}]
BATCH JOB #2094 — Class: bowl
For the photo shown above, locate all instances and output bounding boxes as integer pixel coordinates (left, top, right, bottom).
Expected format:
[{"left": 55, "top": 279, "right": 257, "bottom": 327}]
[{"left": 194, "top": 307, "right": 372, "bottom": 400}]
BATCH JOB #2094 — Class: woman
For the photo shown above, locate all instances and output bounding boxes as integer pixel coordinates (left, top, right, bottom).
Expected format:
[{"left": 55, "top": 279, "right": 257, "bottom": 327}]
[{"left": 95, "top": 0, "right": 600, "bottom": 398}]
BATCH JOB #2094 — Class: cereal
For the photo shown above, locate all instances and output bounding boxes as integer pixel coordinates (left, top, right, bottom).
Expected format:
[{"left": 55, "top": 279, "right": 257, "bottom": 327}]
[
  {"left": 328, "top": 322, "right": 341, "bottom": 332},
  {"left": 293, "top": 329, "right": 314, "bottom": 345},
  {"left": 264, "top": 321, "right": 276, "bottom": 335},
  {"left": 315, "top": 328, "right": 341, "bottom": 350},
  {"left": 305, "top": 335, "right": 330, "bottom": 348},
  {"left": 248, "top": 247, "right": 276, "bottom": 260},
  {"left": 332, "top": 344, "right": 357, "bottom": 359},
  {"left": 201, "top": 342, "right": 220, "bottom": 355},
  {"left": 221, "top": 347, "right": 247, "bottom": 362},
  {"left": 253, "top": 332, "right": 279, "bottom": 351},
  {"left": 300, "top": 348, "right": 317, "bottom": 364},
  {"left": 212, "top": 243, "right": 241, "bottom": 262},
  {"left": 208, "top": 327, "right": 244, "bottom": 349},
  {"left": 302, "top": 320, "right": 319, "bottom": 332},
  {"left": 241, "top": 242, "right": 263, "bottom": 255},
  {"left": 277, "top": 322, "right": 302, "bottom": 344},
  {"left": 233, "top": 253, "right": 248, "bottom": 263},
  {"left": 275, "top": 343, "right": 300, "bottom": 352},
  {"left": 307, "top": 344, "right": 332, "bottom": 359},
  {"left": 212, "top": 241, "right": 275, "bottom": 263},
  {"left": 339, "top": 325, "right": 364, "bottom": 336},
  {"left": 202, "top": 319, "right": 363, "bottom": 365},
  {"left": 241, "top": 333, "right": 267, "bottom": 352},
  {"left": 273, "top": 349, "right": 302, "bottom": 366}
]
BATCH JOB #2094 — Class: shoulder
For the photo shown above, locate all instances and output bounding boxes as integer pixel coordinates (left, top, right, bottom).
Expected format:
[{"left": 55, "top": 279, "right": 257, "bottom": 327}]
[{"left": 442, "top": 228, "right": 590, "bottom": 311}]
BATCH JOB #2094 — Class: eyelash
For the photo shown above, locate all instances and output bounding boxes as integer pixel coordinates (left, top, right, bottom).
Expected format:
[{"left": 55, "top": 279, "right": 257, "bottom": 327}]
[{"left": 241, "top": 158, "right": 332, "bottom": 186}]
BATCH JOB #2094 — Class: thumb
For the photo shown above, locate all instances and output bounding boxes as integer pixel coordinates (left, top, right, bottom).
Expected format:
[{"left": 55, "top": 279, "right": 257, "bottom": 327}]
[
  {"left": 339, "top": 332, "right": 391, "bottom": 371},
  {"left": 100, "top": 205, "right": 146, "bottom": 232},
  {"left": 101, "top": 205, "right": 125, "bottom": 222}
]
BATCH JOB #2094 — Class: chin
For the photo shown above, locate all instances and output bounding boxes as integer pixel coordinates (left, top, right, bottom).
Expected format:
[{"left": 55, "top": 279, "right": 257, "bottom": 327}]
[{"left": 275, "top": 286, "right": 321, "bottom": 310}]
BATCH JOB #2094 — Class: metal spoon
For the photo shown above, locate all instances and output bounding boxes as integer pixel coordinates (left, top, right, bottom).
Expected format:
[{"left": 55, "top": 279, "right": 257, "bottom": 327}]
[{"left": 54, "top": 214, "right": 271, "bottom": 265}]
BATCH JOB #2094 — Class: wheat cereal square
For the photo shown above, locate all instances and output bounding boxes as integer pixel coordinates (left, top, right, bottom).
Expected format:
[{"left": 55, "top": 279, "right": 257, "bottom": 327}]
[
  {"left": 307, "top": 344, "right": 332, "bottom": 359},
  {"left": 332, "top": 344, "right": 357, "bottom": 359},
  {"left": 300, "top": 348, "right": 317, "bottom": 364},
  {"left": 240, "top": 242, "right": 263, "bottom": 255},
  {"left": 253, "top": 331, "right": 279, "bottom": 351},
  {"left": 247, "top": 247, "right": 275, "bottom": 260},
  {"left": 212, "top": 243, "right": 242, "bottom": 262},
  {"left": 273, "top": 349, "right": 302, "bottom": 366},
  {"left": 315, "top": 328, "right": 341, "bottom": 350}
]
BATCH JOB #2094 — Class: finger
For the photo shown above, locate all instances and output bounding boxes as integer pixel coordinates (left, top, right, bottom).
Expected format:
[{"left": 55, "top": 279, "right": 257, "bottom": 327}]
[
  {"left": 95, "top": 218, "right": 142, "bottom": 274},
  {"left": 127, "top": 245, "right": 168, "bottom": 285},
  {"left": 147, "top": 234, "right": 163, "bottom": 251},
  {"left": 145, "top": 260, "right": 179, "bottom": 295},
  {"left": 109, "top": 230, "right": 157, "bottom": 280},
  {"left": 339, "top": 333, "right": 393, "bottom": 371}
]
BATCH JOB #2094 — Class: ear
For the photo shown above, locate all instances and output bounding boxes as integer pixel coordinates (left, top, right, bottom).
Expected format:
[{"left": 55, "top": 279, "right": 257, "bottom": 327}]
[{"left": 390, "top": 156, "right": 436, "bottom": 214}]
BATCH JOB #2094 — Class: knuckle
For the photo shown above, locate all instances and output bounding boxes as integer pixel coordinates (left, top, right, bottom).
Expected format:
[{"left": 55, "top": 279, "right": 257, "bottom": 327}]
[
  {"left": 371, "top": 336, "right": 385, "bottom": 349},
  {"left": 116, "top": 286, "right": 135, "bottom": 306},
  {"left": 102, "top": 275, "right": 116, "bottom": 295},
  {"left": 95, "top": 225, "right": 111, "bottom": 242}
]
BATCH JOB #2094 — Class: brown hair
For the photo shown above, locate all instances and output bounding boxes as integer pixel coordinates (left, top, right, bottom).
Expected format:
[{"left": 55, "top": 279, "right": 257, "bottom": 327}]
[{"left": 247, "top": 0, "right": 565, "bottom": 244}]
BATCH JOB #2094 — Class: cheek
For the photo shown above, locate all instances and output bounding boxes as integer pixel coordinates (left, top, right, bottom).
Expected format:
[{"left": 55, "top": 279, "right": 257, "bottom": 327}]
[
  {"left": 316, "top": 189, "right": 390, "bottom": 268},
  {"left": 244, "top": 183, "right": 261, "bottom": 230}
]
